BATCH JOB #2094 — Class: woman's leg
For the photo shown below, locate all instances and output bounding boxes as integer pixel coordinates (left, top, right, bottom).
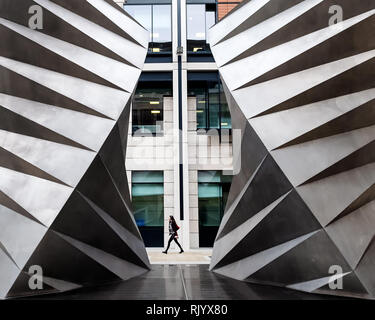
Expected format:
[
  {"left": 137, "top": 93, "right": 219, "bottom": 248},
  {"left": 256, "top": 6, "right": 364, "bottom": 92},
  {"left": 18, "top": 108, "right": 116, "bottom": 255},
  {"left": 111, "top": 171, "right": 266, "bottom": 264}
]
[
  {"left": 173, "top": 237, "right": 183, "bottom": 252},
  {"left": 164, "top": 234, "right": 174, "bottom": 252}
]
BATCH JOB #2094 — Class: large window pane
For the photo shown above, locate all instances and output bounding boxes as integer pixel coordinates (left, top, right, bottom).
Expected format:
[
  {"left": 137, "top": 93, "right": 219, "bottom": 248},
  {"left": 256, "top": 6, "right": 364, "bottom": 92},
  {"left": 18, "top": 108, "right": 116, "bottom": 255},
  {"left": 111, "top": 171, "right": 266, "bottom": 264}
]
[
  {"left": 206, "top": 10, "right": 216, "bottom": 34},
  {"left": 187, "top": 5, "right": 209, "bottom": 53},
  {"left": 132, "top": 72, "right": 172, "bottom": 136},
  {"left": 133, "top": 171, "right": 164, "bottom": 183},
  {"left": 199, "top": 184, "right": 222, "bottom": 226},
  {"left": 188, "top": 72, "right": 232, "bottom": 133},
  {"left": 132, "top": 184, "right": 164, "bottom": 227},
  {"left": 124, "top": 5, "right": 152, "bottom": 42},
  {"left": 194, "top": 87, "right": 207, "bottom": 129},
  {"left": 151, "top": 5, "right": 172, "bottom": 53},
  {"left": 187, "top": 5, "right": 206, "bottom": 50},
  {"left": 208, "top": 82, "right": 220, "bottom": 130},
  {"left": 198, "top": 171, "right": 232, "bottom": 247},
  {"left": 132, "top": 89, "right": 164, "bottom": 135},
  {"left": 187, "top": 4, "right": 216, "bottom": 59},
  {"left": 132, "top": 171, "right": 164, "bottom": 247},
  {"left": 198, "top": 171, "right": 222, "bottom": 183},
  {"left": 124, "top": 4, "right": 172, "bottom": 57},
  {"left": 220, "top": 99, "right": 232, "bottom": 129}
]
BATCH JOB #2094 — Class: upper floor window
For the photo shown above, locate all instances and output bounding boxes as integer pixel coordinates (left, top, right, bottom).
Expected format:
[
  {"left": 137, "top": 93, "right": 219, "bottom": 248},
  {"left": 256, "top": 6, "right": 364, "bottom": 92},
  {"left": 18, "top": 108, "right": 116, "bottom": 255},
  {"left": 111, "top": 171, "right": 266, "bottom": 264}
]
[
  {"left": 124, "top": 4, "right": 172, "bottom": 60},
  {"left": 187, "top": 4, "right": 216, "bottom": 61},
  {"left": 188, "top": 72, "right": 232, "bottom": 134},
  {"left": 132, "top": 72, "right": 173, "bottom": 136}
]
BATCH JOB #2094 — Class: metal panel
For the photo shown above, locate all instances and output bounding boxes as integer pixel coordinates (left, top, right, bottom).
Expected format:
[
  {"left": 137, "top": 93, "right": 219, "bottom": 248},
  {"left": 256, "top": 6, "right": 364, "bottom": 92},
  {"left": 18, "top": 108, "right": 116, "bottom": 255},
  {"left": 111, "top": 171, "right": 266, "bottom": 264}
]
[
  {"left": 0, "top": 0, "right": 150, "bottom": 298},
  {"left": 209, "top": 0, "right": 375, "bottom": 299}
]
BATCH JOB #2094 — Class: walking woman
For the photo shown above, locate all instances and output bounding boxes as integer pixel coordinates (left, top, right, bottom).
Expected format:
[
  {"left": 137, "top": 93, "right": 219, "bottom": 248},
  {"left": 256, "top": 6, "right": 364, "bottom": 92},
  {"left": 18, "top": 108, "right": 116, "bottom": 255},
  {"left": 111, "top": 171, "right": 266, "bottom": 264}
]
[{"left": 163, "top": 216, "right": 184, "bottom": 254}]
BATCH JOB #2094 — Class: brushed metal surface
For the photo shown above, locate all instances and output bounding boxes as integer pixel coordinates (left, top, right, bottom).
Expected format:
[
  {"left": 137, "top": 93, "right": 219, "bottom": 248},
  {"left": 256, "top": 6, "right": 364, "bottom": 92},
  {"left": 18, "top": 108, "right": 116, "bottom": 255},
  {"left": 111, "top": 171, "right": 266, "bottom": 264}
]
[
  {"left": 0, "top": 0, "right": 149, "bottom": 299},
  {"left": 209, "top": 0, "right": 375, "bottom": 299}
]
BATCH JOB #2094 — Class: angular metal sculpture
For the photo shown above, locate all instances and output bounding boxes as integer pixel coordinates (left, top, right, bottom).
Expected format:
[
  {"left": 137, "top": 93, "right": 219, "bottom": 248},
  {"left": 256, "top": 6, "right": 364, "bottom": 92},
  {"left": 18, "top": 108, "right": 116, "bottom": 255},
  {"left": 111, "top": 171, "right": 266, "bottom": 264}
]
[
  {"left": 209, "top": 0, "right": 375, "bottom": 299},
  {"left": 0, "top": 0, "right": 150, "bottom": 298}
]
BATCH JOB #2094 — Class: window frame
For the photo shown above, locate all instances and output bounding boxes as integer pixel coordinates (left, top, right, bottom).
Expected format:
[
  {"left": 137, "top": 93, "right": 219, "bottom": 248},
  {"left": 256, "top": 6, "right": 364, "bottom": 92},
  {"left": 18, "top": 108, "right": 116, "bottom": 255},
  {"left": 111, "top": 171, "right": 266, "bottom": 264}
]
[
  {"left": 187, "top": 71, "right": 232, "bottom": 136},
  {"left": 131, "top": 72, "right": 173, "bottom": 137},
  {"left": 198, "top": 170, "right": 232, "bottom": 247},
  {"left": 186, "top": 3, "right": 217, "bottom": 57},
  {"left": 124, "top": 3, "right": 173, "bottom": 56},
  {"left": 131, "top": 171, "right": 165, "bottom": 247}
]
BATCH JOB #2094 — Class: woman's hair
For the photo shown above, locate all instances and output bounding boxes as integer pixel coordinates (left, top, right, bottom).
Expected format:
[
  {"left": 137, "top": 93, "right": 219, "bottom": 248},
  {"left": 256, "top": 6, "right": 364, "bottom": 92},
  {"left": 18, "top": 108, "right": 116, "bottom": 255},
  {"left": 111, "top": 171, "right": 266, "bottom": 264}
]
[{"left": 169, "top": 215, "right": 176, "bottom": 223}]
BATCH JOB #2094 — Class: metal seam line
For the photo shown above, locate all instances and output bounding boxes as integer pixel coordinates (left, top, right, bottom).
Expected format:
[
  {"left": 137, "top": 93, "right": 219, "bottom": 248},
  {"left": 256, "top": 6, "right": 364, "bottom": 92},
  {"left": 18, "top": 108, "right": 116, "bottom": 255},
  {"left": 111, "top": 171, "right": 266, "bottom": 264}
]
[{"left": 179, "top": 265, "right": 189, "bottom": 300}]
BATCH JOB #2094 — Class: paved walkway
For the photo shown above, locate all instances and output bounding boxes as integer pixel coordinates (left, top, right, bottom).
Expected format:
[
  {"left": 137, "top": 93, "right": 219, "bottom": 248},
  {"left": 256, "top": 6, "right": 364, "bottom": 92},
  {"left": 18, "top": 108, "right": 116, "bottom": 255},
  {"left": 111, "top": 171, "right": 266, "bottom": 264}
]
[
  {"left": 24, "top": 265, "right": 345, "bottom": 300},
  {"left": 147, "top": 249, "right": 211, "bottom": 265}
]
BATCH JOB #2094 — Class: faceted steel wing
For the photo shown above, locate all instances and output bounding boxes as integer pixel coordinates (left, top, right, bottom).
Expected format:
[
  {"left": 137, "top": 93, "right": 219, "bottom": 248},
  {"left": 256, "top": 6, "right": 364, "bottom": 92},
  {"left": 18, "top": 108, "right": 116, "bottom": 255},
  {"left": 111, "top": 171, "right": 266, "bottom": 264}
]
[
  {"left": 0, "top": 0, "right": 150, "bottom": 298},
  {"left": 209, "top": 0, "right": 375, "bottom": 299}
]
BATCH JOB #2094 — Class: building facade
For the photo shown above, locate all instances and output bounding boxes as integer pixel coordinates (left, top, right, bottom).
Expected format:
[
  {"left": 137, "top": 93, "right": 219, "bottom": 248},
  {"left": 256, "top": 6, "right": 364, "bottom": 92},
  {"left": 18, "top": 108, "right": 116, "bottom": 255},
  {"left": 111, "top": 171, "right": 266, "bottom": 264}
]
[{"left": 113, "top": 0, "right": 243, "bottom": 249}]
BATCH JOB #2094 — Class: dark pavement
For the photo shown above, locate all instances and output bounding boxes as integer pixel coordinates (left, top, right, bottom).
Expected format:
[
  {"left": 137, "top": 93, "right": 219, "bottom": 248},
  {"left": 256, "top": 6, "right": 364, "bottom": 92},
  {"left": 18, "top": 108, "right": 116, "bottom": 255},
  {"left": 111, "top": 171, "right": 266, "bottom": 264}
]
[{"left": 20, "top": 264, "right": 348, "bottom": 300}]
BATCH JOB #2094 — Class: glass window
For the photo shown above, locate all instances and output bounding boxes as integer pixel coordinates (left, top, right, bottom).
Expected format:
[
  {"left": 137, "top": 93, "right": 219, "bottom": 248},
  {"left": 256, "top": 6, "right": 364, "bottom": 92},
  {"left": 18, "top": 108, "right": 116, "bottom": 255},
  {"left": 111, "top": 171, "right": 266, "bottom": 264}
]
[
  {"left": 188, "top": 72, "right": 232, "bottom": 133},
  {"left": 151, "top": 5, "right": 172, "bottom": 53},
  {"left": 124, "top": 4, "right": 172, "bottom": 55},
  {"left": 124, "top": 5, "right": 152, "bottom": 42},
  {"left": 187, "top": 4, "right": 216, "bottom": 56},
  {"left": 206, "top": 9, "right": 216, "bottom": 34},
  {"left": 132, "top": 72, "right": 172, "bottom": 136},
  {"left": 187, "top": 4, "right": 206, "bottom": 52},
  {"left": 132, "top": 171, "right": 164, "bottom": 247},
  {"left": 198, "top": 171, "right": 232, "bottom": 247}
]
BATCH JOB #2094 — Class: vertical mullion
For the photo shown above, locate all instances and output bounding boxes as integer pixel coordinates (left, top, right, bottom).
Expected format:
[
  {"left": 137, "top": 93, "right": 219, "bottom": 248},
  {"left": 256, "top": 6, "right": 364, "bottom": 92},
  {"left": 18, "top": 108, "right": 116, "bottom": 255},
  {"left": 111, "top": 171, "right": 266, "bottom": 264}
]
[
  {"left": 218, "top": 72, "right": 222, "bottom": 142},
  {"left": 151, "top": 5, "right": 153, "bottom": 51},
  {"left": 206, "top": 82, "right": 209, "bottom": 131}
]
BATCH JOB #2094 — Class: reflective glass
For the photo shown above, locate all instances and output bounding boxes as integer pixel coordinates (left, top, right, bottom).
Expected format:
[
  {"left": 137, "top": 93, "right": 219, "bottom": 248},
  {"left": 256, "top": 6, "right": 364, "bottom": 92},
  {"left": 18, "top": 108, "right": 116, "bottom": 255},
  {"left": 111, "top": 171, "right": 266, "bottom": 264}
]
[
  {"left": 132, "top": 75, "right": 172, "bottom": 136},
  {"left": 132, "top": 184, "right": 164, "bottom": 227},
  {"left": 187, "top": 5, "right": 206, "bottom": 41},
  {"left": 198, "top": 171, "right": 221, "bottom": 183},
  {"left": 192, "top": 87, "right": 207, "bottom": 129},
  {"left": 205, "top": 10, "right": 216, "bottom": 34},
  {"left": 198, "top": 171, "right": 232, "bottom": 247},
  {"left": 132, "top": 88, "right": 164, "bottom": 135},
  {"left": 208, "top": 82, "right": 220, "bottom": 129},
  {"left": 133, "top": 171, "right": 164, "bottom": 183},
  {"left": 188, "top": 72, "right": 232, "bottom": 132},
  {"left": 198, "top": 184, "right": 222, "bottom": 226},
  {"left": 124, "top": 5, "right": 152, "bottom": 42},
  {"left": 220, "top": 90, "right": 232, "bottom": 129},
  {"left": 187, "top": 4, "right": 209, "bottom": 53},
  {"left": 124, "top": 4, "right": 172, "bottom": 55},
  {"left": 152, "top": 5, "right": 172, "bottom": 53},
  {"left": 132, "top": 171, "right": 164, "bottom": 247}
]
